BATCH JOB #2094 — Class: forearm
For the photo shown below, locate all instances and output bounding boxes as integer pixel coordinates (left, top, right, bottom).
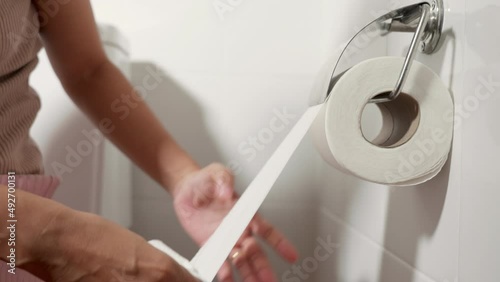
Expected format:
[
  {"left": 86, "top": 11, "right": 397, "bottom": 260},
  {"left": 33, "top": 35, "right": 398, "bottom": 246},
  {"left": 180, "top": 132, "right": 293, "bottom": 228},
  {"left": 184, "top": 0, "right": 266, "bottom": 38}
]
[
  {"left": 64, "top": 61, "right": 199, "bottom": 195},
  {"left": 0, "top": 185, "right": 66, "bottom": 267},
  {"left": 1, "top": 185, "right": 196, "bottom": 281}
]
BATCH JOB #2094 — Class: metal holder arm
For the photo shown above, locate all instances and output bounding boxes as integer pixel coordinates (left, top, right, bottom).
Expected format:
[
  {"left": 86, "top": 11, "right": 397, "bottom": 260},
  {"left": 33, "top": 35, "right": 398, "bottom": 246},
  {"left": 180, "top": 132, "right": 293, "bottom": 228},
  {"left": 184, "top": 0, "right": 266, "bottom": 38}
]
[
  {"left": 369, "top": 3, "right": 431, "bottom": 103},
  {"left": 319, "top": 0, "right": 444, "bottom": 106}
]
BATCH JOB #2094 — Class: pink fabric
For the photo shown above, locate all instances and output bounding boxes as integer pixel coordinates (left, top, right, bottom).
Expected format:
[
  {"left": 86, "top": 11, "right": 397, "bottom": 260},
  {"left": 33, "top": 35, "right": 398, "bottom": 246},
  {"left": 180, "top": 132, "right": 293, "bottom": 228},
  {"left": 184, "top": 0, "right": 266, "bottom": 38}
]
[{"left": 0, "top": 175, "right": 60, "bottom": 282}]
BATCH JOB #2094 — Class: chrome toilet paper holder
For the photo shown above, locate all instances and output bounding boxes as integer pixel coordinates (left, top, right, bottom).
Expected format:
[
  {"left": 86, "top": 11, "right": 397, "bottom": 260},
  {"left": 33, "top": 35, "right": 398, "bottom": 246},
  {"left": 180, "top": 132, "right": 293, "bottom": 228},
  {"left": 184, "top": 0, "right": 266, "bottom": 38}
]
[{"left": 326, "top": 0, "right": 444, "bottom": 104}]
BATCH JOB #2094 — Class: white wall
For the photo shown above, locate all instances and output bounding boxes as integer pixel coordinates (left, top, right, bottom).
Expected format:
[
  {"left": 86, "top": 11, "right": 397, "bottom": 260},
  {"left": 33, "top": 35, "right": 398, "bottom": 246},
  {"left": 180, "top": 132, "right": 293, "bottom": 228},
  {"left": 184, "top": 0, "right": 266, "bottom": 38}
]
[
  {"left": 457, "top": 0, "right": 500, "bottom": 280},
  {"left": 31, "top": 0, "right": 499, "bottom": 281}
]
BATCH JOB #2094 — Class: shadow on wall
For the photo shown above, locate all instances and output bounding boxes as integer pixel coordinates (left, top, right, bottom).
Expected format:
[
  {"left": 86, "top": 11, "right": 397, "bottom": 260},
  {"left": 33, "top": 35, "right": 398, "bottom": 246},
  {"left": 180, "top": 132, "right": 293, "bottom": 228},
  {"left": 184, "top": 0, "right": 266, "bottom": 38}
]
[
  {"left": 423, "top": 29, "right": 456, "bottom": 96},
  {"left": 128, "top": 62, "right": 223, "bottom": 259},
  {"left": 377, "top": 24, "right": 457, "bottom": 282},
  {"left": 130, "top": 62, "right": 222, "bottom": 166},
  {"left": 43, "top": 109, "right": 102, "bottom": 213},
  {"left": 377, "top": 156, "right": 451, "bottom": 282}
]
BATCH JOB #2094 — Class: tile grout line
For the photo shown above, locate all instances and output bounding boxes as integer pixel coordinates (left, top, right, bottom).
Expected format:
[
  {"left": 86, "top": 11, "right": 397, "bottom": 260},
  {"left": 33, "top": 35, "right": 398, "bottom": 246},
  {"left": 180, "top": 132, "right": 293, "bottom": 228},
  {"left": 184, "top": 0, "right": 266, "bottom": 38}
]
[{"left": 321, "top": 207, "right": 439, "bottom": 282}]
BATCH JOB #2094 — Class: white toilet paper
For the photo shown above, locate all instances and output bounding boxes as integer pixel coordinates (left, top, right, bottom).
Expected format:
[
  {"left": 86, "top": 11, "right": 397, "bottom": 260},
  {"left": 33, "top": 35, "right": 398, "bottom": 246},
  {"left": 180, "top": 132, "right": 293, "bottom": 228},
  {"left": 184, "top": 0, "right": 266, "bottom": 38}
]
[
  {"left": 312, "top": 56, "right": 454, "bottom": 186},
  {"left": 150, "top": 56, "right": 454, "bottom": 281}
]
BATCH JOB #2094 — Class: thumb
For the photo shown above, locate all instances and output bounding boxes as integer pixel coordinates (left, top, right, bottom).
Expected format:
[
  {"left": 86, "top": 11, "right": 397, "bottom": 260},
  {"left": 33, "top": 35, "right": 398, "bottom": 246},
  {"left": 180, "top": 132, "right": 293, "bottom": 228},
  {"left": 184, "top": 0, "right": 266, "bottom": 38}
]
[
  {"left": 192, "top": 164, "right": 234, "bottom": 207},
  {"left": 211, "top": 165, "right": 234, "bottom": 201}
]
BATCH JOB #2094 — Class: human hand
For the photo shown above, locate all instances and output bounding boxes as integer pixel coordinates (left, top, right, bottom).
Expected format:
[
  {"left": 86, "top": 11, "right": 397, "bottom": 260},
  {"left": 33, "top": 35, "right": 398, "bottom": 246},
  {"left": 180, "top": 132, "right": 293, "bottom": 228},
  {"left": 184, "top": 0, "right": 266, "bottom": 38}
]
[
  {"left": 27, "top": 207, "right": 199, "bottom": 282},
  {"left": 173, "top": 163, "right": 299, "bottom": 282}
]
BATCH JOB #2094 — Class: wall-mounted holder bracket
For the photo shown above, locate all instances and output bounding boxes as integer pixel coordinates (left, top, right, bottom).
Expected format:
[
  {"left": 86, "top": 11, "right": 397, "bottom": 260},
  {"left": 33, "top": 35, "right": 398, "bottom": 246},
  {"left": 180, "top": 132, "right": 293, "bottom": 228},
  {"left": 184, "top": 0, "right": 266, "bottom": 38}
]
[{"left": 322, "top": 0, "right": 444, "bottom": 104}]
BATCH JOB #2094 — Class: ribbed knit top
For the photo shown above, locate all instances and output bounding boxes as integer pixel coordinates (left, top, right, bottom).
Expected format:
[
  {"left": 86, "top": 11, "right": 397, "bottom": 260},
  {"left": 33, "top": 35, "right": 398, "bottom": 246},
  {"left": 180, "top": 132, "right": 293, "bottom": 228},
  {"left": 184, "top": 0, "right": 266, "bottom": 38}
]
[{"left": 0, "top": 0, "right": 44, "bottom": 174}]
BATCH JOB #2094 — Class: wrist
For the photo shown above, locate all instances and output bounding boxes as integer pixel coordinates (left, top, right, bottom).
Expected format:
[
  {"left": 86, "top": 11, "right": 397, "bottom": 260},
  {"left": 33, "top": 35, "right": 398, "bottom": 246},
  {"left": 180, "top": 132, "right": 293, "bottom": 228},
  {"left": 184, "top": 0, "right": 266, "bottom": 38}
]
[
  {"left": 156, "top": 141, "right": 200, "bottom": 197},
  {"left": 162, "top": 162, "right": 199, "bottom": 198}
]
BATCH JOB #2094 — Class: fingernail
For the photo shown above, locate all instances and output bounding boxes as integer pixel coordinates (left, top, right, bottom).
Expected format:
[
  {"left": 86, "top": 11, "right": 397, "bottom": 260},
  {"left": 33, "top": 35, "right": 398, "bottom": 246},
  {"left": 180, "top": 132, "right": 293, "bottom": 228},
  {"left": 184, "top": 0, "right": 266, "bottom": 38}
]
[
  {"left": 216, "top": 179, "right": 231, "bottom": 197},
  {"left": 278, "top": 242, "right": 299, "bottom": 262},
  {"left": 215, "top": 175, "right": 225, "bottom": 187}
]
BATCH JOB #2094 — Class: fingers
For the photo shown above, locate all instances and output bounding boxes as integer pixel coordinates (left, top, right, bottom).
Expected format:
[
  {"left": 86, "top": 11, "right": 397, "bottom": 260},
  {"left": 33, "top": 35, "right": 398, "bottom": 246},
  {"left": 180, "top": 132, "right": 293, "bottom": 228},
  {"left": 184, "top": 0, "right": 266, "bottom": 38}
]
[
  {"left": 192, "top": 179, "right": 218, "bottom": 208},
  {"left": 192, "top": 163, "right": 235, "bottom": 208},
  {"left": 251, "top": 215, "right": 299, "bottom": 263},
  {"left": 217, "top": 261, "right": 234, "bottom": 282},
  {"left": 231, "top": 238, "right": 277, "bottom": 282},
  {"left": 207, "top": 163, "right": 235, "bottom": 200}
]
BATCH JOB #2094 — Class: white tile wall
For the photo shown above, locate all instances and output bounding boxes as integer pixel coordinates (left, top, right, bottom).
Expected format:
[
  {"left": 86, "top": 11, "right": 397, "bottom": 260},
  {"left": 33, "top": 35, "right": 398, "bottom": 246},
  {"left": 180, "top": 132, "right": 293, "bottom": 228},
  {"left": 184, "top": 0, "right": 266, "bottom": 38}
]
[{"left": 459, "top": 0, "right": 500, "bottom": 281}]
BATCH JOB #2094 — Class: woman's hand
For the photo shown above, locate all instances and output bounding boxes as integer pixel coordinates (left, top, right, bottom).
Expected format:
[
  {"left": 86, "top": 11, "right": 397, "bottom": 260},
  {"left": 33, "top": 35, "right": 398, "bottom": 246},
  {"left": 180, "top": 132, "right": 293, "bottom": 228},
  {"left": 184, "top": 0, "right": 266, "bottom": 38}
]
[
  {"left": 29, "top": 209, "right": 199, "bottom": 282},
  {"left": 173, "top": 163, "right": 299, "bottom": 282}
]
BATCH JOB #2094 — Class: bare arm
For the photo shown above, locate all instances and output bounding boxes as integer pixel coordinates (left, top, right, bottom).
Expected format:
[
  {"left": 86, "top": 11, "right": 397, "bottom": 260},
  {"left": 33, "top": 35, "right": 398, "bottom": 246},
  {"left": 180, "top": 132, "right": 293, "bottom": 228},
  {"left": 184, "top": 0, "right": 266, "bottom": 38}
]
[
  {"left": 0, "top": 185, "right": 62, "bottom": 280},
  {"left": 0, "top": 185, "right": 198, "bottom": 281},
  {"left": 33, "top": 0, "right": 198, "bottom": 195}
]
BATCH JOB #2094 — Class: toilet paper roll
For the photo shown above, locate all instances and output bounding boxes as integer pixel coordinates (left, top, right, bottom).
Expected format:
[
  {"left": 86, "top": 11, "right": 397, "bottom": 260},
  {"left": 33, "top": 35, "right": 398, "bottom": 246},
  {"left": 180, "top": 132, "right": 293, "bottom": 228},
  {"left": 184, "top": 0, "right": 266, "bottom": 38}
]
[{"left": 312, "top": 56, "right": 454, "bottom": 186}]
